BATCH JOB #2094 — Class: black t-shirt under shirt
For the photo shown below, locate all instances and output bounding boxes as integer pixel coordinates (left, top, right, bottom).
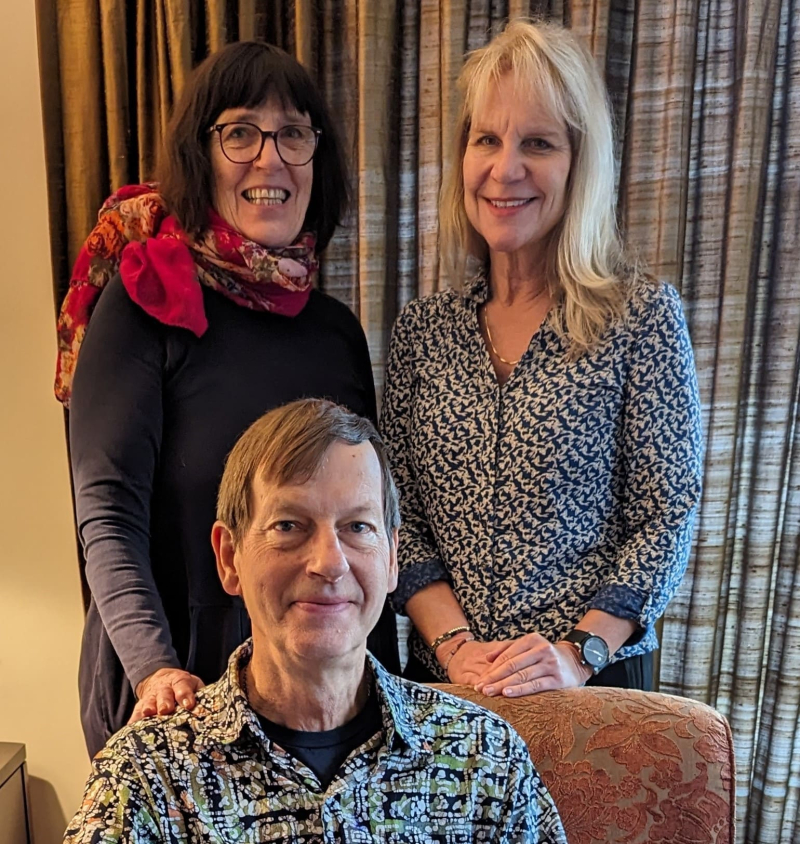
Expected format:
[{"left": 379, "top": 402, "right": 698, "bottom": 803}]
[{"left": 258, "top": 692, "right": 383, "bottom": 789}]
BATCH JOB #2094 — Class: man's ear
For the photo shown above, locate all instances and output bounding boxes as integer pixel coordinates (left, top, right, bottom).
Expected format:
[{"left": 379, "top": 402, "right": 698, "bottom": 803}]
[
  {"left": 387, "top": 528, "right": 399, "bottom": 593},
  {"left": 212, "top": 521, "right": 241, "bottom": 597}
]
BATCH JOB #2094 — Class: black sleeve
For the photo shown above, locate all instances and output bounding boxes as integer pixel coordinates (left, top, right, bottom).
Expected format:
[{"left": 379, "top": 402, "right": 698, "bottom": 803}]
[
  {"left": 353, "top": 320, "right": 378, "bottom": 425},
  {"left": 325, "top": 293, "right": 378, "bottom": 425},
  {"left": 69, "top": 277, "right": 180, "bottom": 692}
]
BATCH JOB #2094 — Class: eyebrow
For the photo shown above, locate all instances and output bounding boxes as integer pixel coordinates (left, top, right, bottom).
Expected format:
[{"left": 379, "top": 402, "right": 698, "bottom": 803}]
[
  {"left": 262, "top": 501, "right": 381, "bottom": 519},
  {"left": 470, "top": 123, "right": 564, "bottom": 138},
  {"left": 223, "top": 109, "right": 307, "bottom": 123}
]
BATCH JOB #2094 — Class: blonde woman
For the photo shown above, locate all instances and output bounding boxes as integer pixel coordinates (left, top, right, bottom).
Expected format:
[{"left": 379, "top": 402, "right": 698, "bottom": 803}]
[{"left": 381, "top": 19, "right": 703, "bottom": 696}]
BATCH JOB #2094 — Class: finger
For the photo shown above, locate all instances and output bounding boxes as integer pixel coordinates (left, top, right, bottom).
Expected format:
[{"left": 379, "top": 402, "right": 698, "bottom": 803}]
[
  {"left": 501, "top": 672, "right": 561, "bottom": 698},
  {"left": 483, "top": 635, "right": 544, "bottom": 671},
  {"left": 155, "top": 684, "right": 178, "bottom": 715},
  {"left": 488, "top": 636, "right": 554, "bottom": 676},
  {"left": 480, "top": 661, "right": 549, "bottom": 696},
  {"left": 172, "top": 677, "right": 201, "bottom": 710},
  {"left": 484, "top": 640, "right": 514, "bottom": 662},
  {"left": 476, "top": 647, "right": 548, "bottom": 691},
  {"left": 172, "top": 678, "right": 197, "bottom": 709},
  {"left": 490, "top": 664, "right": 546, "bottom": 696},
  {"left": 129, "top": 695, "right": 157, "bottom": 722},
  {"left": 476, "top": 647, "right": 528, "bottom": 683},
  {"left": 137, "top": 693, "right": 158, "bottom": 718},
  {"left": 127, "top": 702, "right": 144, "bottom": 725}
]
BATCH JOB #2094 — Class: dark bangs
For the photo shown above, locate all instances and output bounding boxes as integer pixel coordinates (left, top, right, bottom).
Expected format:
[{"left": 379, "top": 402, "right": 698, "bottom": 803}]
[{"left": 157, "top": 41, "right": 349, "bottom": 251}]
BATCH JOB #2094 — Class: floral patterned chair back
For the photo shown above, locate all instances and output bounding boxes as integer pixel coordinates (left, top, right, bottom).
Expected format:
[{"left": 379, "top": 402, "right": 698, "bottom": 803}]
[{"left": 435, "top": 684, "right": 734, "bottom": 844}]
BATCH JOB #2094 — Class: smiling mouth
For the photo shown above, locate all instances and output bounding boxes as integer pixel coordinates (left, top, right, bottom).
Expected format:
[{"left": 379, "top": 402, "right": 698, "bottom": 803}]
[
  {"left": 294, "top": 600, "right": 351, "bottom": 613},
  {"left": 242, "top": 188, "right": 290, "bottom": 205},
  {"left": 487, "top": 198, "right": 535, "bottom": 208}
]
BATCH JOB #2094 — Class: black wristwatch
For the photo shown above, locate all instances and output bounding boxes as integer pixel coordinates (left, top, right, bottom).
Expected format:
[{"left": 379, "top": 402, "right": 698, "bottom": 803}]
[{"left": 561, "top": 630, "right": 610, "bottom": 674}]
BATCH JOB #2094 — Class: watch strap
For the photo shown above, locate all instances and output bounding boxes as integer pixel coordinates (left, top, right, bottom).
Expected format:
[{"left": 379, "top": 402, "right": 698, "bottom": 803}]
[
  {"left": 561, "top": 629, "right": 610, "bottom": 673},
  {"left": 562, "top": 629, "right": 594, "bottom": 648}
]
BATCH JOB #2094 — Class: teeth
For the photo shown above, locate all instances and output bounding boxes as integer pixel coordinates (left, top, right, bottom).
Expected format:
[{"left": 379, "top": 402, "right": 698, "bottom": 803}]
[
  {"left": 243, "top": 188, "right": 289, "bottom": 203},
  {"left": 490, "top": 199, "right": 531, "bottom": 208}
]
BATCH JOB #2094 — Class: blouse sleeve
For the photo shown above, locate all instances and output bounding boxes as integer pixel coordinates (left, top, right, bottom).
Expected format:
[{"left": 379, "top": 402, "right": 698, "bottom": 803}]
[
  {"left": 589, "top": 283, "right": 704, "bottom": 631},
  {"left": 69, "top": 277, "right": 180, "bottom": 692},
  {"left": 380, "top": 301, "right": 450, "bottom": 613}
]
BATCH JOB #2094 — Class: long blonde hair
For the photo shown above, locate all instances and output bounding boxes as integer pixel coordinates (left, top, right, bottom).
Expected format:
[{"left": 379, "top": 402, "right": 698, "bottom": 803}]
[{"left": 440, "top": 19, "right": 638, "bottom": 353}]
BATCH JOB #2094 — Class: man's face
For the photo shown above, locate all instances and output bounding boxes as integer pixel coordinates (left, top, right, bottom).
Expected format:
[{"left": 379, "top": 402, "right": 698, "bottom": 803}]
[{"left": 215, "top": 441, "right": 398, "bottom": 666}]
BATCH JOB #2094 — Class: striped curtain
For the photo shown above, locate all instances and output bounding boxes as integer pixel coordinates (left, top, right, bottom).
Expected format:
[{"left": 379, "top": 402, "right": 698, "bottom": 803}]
[{"left": 38, "top": 1, "right": 799, "bottom": 840}]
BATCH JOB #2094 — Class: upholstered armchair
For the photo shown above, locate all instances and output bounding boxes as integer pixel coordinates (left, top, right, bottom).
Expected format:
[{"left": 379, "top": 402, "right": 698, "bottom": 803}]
[{"left": 435, "top": 684, "right": 735, "bottom": 844}]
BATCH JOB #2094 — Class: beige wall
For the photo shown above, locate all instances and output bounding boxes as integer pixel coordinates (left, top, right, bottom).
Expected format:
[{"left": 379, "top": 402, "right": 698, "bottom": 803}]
[{"left": 0, "top": 3, "right": 90, "bottom": 841}]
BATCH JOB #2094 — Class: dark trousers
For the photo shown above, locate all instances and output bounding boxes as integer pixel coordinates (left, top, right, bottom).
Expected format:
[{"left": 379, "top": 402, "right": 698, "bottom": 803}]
[
  {"left": 405, "top": 649, "right": 654, "bottom": 692},
  {"left": 586, "top": 651, "right": 653, "bottom": 691}
]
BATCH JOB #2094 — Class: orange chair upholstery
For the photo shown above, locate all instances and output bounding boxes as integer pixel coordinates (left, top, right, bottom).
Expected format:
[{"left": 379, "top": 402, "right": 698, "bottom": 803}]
[{"left": 433, "top": 684, "right": 735, "bottom": 844}]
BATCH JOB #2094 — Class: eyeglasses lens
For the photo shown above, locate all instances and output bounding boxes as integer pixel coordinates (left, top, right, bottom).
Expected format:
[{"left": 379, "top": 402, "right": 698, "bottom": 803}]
[{"left": 220, "top": 124, "right": 317, "bottom": 165}]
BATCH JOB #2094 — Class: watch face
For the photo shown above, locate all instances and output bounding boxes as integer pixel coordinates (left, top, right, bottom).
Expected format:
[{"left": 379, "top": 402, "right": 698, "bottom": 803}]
[{"left": 583, "top": 636, "right": 609, "bottom": 668}]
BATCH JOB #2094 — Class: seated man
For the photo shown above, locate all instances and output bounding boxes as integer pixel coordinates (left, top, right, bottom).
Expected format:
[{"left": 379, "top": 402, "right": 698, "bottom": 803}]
[{"left": 65, "top": 399, "right": 566, "bottom": 843}]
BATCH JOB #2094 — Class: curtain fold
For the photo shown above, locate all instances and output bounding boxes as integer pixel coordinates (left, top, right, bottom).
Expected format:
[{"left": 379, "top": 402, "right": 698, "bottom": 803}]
[
  {"left": 614, "top": 0, "right": 697, "bottom": 282},
  {"left": 38, "top": 1, "right": 799, "bottom": 840},
  {"left": 416, "top": 0, "right": 446, "bottom": 298},
  {"left": 315, "top": 0, "right": 359, "bottom": 313},
  {"left": 355, "top": 0, "right": 397, "bottom": 395},
  {"left": 53, "top": 0, "right": 107, "bottom": 274}
]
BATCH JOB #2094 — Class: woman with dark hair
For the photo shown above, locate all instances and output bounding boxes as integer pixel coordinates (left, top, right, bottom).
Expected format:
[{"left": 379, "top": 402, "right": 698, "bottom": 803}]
[{"left": 55, "top": 41, "right": 398, "bottom": 757}]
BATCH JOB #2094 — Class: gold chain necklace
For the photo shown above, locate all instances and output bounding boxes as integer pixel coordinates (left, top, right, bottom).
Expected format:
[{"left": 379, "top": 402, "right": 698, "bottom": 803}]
[{"left": 481, "top": 287, "right": 548, "bottom": 366}]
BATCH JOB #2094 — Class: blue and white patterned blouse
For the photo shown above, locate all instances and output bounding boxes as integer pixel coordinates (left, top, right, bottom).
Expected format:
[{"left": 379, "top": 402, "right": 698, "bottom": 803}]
[{"left": 381, "top": 274, "right": 703, "bottom": 679}]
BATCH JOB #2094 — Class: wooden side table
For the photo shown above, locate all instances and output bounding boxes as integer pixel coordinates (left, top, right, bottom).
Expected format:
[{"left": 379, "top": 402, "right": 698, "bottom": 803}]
[{"left": 0, "top": 744, "right": 30, "bottom": 844}]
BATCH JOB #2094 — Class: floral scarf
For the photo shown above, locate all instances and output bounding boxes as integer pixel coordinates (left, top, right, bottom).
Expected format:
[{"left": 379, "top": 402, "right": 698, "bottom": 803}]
[{"left": 54, "top": 183, "right": 318, "bottom": 406}]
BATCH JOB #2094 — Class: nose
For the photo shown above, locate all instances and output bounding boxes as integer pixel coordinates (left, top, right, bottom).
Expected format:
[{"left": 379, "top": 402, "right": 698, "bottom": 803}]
[
  {"left": 253, "top": 133, "right": 285, "bottom": 171},
  {"left": 306, "top": 526, "right": 350, "bottom": 583},
  {"left": 491, "top": 144, "right": 526, "bottom": 183}
]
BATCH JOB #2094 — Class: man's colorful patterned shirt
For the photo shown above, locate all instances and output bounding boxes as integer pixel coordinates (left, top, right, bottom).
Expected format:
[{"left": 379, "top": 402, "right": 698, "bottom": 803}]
[{"left": 65, "top": 640, "right": 567, "bottom": 843}]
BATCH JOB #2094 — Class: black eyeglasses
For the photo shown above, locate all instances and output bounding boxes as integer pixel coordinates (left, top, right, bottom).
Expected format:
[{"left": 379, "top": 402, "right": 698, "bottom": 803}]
[{"left": 209, "top": 122, "right": 321, "bottom": 166}]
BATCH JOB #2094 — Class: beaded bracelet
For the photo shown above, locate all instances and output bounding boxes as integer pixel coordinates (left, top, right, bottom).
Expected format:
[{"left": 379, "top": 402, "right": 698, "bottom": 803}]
[
  {"left": 443, "top": 634, "right": 476, "bottom": 677},
  {"left": 429, "top": 626, "right": 472, "bottom": 653}
]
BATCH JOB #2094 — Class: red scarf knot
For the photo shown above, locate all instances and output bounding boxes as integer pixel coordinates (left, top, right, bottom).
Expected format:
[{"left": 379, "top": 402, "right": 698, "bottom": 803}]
[{"left": 54, "top": 184, "right": 317, "bottom": 406}]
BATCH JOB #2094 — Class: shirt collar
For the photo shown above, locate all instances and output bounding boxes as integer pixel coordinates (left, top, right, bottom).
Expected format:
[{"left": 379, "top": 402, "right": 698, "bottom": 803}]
[
  {"left": 193, "top": 640, "right": 436, "bottom": 756},
  {"left": 369, "top": 655, "right": 437, "bottom": 755},
  {"left": 191, "top": 639, "right": 260, "bottom": 752},
  {"left": 462, "top": 266, "right": 490, "bottom": 304}
]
